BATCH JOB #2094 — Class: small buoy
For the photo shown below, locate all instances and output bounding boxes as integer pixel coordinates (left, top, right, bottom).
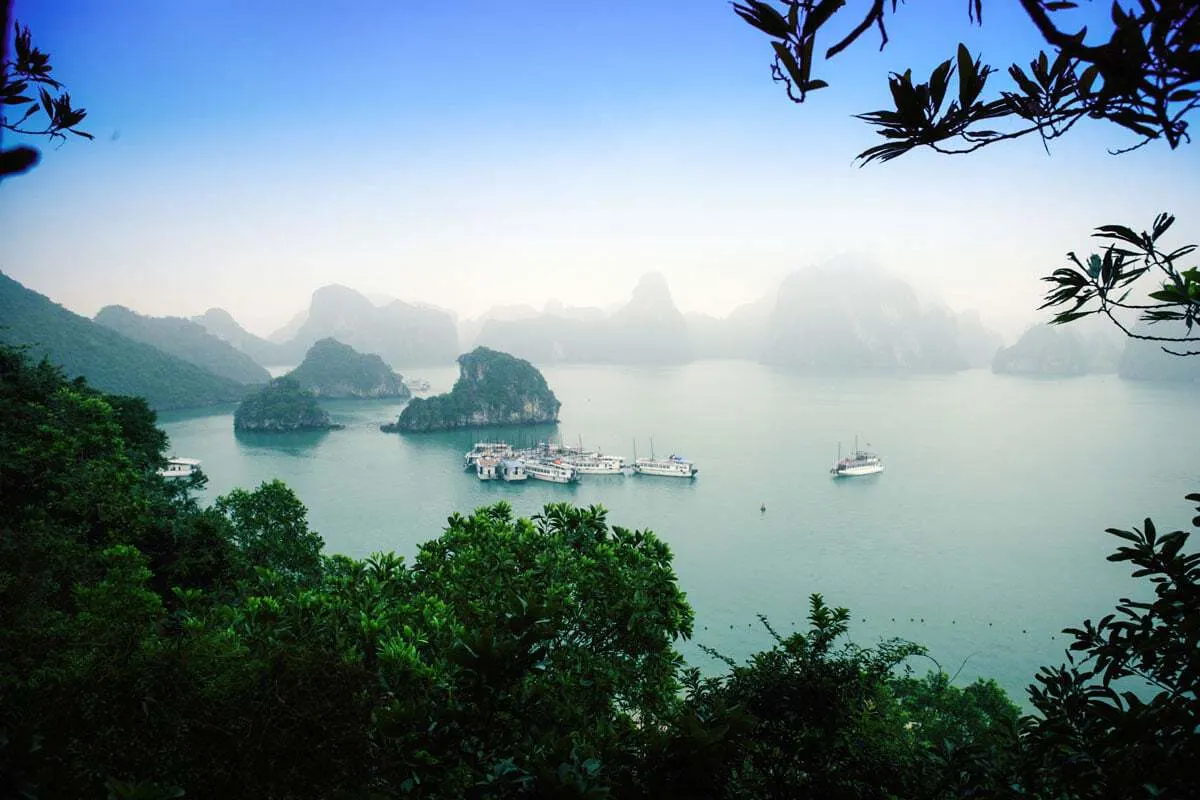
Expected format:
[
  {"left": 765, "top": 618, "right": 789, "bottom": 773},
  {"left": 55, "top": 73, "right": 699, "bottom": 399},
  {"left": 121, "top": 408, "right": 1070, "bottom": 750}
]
[{"left": 760, "top": 503, "right": 766, "bottom": 513}]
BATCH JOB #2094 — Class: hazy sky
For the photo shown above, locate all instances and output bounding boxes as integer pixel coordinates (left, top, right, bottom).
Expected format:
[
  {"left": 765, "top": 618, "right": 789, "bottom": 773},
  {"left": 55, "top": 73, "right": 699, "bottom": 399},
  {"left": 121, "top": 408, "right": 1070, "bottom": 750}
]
[{"left": 2, "top": 1, "right": 1197, "bottom": 339}]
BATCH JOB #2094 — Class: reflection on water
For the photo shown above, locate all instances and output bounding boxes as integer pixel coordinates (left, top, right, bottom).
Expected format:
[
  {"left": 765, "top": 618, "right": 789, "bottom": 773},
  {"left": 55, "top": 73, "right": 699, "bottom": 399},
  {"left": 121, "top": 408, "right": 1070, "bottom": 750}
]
[{"left": 234, "top": 427, "right": 335, "bottom": 455}]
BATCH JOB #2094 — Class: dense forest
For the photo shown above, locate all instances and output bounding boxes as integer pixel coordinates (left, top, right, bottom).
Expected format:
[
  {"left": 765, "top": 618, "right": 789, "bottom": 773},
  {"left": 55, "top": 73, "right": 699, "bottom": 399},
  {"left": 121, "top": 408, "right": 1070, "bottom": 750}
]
[{"left": 2, "top": 342, "right": 1195, "bottom": 799}]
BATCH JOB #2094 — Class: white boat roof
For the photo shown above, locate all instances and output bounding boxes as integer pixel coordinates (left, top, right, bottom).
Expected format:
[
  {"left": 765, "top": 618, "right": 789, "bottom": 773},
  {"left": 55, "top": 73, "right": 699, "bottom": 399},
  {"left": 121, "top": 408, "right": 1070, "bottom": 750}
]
[{"left": 166, "top": 457, "right": 202, "bottom": 465}]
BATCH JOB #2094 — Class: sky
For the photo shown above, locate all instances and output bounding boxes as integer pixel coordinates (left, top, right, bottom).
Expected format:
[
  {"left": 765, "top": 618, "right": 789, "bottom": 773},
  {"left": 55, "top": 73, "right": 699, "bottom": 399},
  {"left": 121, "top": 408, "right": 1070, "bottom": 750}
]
[{"left": 1, "top": 0, "right": 1197, "bottom": 340}]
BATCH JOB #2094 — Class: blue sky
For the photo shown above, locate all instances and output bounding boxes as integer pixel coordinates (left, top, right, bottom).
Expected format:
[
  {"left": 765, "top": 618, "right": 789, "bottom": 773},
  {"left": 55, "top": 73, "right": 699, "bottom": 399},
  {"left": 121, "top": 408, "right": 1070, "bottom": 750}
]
[{"left": 2, "top": 0, "right": 1197, "bottom": 337}]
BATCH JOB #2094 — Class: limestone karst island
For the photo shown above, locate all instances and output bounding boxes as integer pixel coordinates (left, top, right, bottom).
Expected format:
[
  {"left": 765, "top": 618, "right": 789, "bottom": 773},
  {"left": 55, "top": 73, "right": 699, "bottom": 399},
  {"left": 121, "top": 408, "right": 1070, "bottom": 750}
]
[{"left": 382, "top": 347, "right": 560, "bottom": 433}]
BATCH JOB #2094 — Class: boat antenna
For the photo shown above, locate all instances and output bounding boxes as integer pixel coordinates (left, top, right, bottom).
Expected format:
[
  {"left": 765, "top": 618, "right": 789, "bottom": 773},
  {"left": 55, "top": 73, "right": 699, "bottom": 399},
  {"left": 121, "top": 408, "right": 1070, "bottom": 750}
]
[{"left": 650, "top": 436, "right": 656, "bottom": 460}]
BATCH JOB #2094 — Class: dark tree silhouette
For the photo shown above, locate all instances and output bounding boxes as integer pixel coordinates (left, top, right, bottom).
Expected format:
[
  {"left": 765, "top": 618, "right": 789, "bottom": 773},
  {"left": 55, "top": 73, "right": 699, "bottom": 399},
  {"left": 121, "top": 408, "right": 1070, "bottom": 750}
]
[{"left": 1, "top": 0, "right": 90, "bottom": 182}]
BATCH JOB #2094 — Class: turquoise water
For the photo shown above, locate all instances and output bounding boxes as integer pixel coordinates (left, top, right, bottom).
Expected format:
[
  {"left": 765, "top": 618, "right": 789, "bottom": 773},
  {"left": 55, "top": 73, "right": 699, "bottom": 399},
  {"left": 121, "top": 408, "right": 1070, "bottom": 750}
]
[{"left": 158, "top": 362, "right": 1199, "bottom": 702}]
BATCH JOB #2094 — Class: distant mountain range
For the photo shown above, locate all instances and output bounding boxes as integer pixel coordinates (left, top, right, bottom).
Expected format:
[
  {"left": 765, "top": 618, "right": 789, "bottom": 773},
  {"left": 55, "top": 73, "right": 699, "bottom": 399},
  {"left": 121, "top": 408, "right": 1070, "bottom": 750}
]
[
  {"left": 0, "top": 273, "right": 246, "bottom": 410},
  {"left": 759, "top": 261, "right": 1000, "bottom": 371},
  {"left": 193, "top": 285, "right": 460, "bottom": 369},
  {"left": 95, "top": 305, "right": 271, "bottom": 385},
  {"left": 475, "top": 273, "right": 692, "bottom": 365},
  {"left": 192, "top": 308, "right": 287, "bottom": 366},
  {"left": 992, "top": 321, "right": 1121, "bottom": 376},
  {"left": 469, "top": 263, "right": 1004, "bottom": 371}
]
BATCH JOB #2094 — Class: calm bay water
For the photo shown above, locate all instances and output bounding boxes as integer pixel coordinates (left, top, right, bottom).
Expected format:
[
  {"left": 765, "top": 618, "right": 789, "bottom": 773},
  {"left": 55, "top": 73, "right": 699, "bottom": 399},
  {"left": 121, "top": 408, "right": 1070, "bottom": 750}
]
[{"left": 158, "top": 362, "right": 1198, "bottom": 702}]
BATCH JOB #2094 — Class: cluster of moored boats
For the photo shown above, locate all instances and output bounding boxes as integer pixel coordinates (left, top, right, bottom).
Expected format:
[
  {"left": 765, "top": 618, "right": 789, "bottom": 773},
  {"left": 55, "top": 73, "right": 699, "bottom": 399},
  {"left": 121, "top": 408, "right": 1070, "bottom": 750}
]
[{"left": 464, "top": 440, "right": 699, "bottom": 484}]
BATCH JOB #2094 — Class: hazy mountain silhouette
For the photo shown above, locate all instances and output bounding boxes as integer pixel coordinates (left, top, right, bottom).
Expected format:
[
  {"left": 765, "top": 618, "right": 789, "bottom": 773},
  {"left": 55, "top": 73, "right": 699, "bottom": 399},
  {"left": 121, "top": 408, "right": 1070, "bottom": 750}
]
[
  {"left": 268, "top": 309, "right": 309, "bottom": 344},
  {"left": 761, "top": 260, "right": 984, "bottom": 371},
  {"left": 459, "top": 304, "right": 540, "bottom": 351},
  {"left": 993, "top": 320, "right": 1121, "bottom": 376},
  {"left": 0, "top": 272, "right": 246, "bottom": 409},
  {"left": 192, "top": 307, "right": 288, "bottom": 367},
  {"left": 95, "top": 305, "right": 271, "bottom": 384},
  {"left": 271, "top": 285, "right": 459, "bottom": 368},
  {"left": 1117, "top": 322, "right": 1200, "bottom": 381},
  {"left": 955, "top": 310, "right": 1005, "bottom": 368},
  {"left": 474, "top": 273, "right": 691, "bottom": 364}
]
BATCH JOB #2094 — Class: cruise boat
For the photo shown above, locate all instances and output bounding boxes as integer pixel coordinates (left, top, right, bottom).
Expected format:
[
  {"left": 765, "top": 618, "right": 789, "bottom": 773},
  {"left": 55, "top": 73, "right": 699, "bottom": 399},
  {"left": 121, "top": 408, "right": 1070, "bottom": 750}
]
[
  {"left": 523, "top": 459, "right": 579, "bottom": 484},
  {"left": 830, "top": 438, "right": 884, "bottom": 477},
  {"left": 404, "top": 377, "right": 432, "bottom": 393},
  {"left": 500, "top": 459, "right": 527, "bottom": 481},
  {"left": 476, "top": 456, "right": 499, "bottom": 481},
  {"left": 564, "top": 454, "right": 627, "bottom": 475},
  {"left": 464, "top": 441, "right": 513, "bottom": 469},
  {"left": 158, "top": 457, "right": 201, "bottom": 479},
  {"left": 634, "top": 454, "right": 698, "bottom": 478}
]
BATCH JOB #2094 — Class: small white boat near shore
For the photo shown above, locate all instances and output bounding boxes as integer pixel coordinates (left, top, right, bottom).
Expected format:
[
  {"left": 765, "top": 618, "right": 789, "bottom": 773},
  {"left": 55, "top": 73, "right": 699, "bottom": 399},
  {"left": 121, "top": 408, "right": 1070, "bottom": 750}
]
[{"left": 158, "top": 457, "right": 201, "bottom": 479}]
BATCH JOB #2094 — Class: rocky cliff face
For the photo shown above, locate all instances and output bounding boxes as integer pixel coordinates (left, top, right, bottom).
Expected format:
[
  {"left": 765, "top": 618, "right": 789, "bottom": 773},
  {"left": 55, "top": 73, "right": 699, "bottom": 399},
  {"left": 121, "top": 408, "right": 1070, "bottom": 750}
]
[
  {"left": 287, "top": 338, "right": 411, "bottom": 399},
  {"left": 234, "top": 377, "right": 342, "bottom": 432},
  {"left": 383, "top": 347, "right": 560, "bottom": 433}
]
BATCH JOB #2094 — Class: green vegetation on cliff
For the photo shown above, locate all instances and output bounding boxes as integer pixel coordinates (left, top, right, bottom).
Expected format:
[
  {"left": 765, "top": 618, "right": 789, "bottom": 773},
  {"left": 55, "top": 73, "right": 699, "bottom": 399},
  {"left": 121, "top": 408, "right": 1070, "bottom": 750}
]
[
  {"left": 95, "top": 304, "right": 271, "bottom": 384},
  {"left": 287, "top": 338, "right": 410, "bottom": 398},
  {"left": 384, "top": 346, "right": 560, "bottom": 432},
  {"left": 0, "top": 272, "right": 246, "bottom": 409},
  {"left": 234, "top": 376, "right": 340, "bottom": 432}
]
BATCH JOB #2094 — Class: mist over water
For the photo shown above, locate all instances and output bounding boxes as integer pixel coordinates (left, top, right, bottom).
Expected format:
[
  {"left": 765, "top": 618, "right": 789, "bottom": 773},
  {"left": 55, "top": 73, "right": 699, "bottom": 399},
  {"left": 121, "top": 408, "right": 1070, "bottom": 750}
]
[{"left": 158, "top": 361, "right": 1198, "bottom": 702}]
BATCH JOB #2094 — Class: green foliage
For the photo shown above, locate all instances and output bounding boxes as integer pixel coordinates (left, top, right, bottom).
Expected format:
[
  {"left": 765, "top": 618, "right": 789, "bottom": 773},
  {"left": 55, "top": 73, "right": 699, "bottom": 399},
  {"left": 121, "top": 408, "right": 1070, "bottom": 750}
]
[
  {"left": 1041, "top": 213, "right": 1199, "bottom": 357},
  {"left": 388, "top": 346, "right": 560, "bottom": 432},
  {"left": 215, "top": 480, "right": 325, "bottom": 582},
  {"left": 94, "top": 305, "right": 271, "bottom": 384},
  {"left": 734, "top": 1, "right": 1198, "bottom": 161},
  {"left": 648, "top": 595, "right": 931, "bottom": 798},
  {"left": 0, "top": 272, "right": 247, "bottom": 409},
  {"left": 1022, "top": 492, "right": 1200, "bottom": 798},
  {"left": 286, "top": 337, "right": 410, "bottom": 398},
  {"left": 233, "top": 376, "right": 339, "bottom": 432}
]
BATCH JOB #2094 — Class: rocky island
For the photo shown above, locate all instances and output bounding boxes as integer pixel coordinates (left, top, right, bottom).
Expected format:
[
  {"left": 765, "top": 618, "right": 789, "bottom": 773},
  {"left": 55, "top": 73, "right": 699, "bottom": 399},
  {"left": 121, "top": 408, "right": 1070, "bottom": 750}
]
[
  {"left": 287, "top": 338, "right": 411, "bottom": 399},
  {"left": 382, "top": 347, "right": 560, "bottom": 433},
  {"left": 234, "top": 377, "right": 343, "bottom": 432}
]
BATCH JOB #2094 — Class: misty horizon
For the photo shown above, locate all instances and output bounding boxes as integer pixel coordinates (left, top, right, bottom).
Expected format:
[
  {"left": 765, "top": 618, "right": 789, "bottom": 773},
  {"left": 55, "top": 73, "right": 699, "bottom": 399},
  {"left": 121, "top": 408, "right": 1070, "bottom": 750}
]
[{"left": 2, "top": 2, "right": 1196, "bottom": 346}]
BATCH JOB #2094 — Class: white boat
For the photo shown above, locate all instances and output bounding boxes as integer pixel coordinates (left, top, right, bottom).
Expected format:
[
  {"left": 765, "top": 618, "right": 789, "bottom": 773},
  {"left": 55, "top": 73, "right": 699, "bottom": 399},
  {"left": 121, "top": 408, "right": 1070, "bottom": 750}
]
[
  {"left": 830, "top": 437, "right": 883, "bottom": 477},
  {"left": 404, "top": 377, "right": 432, "bottom": 393},
  {"left": 464, "top": 441, "right": 513, "bottom": 469},
  {"left": 158, "top": 457, "right": 201, "bottom": 479},
  {"left": 523, "top": 459, "right": 579, "bottom": 484},
  {"left": 500, "top": 459, "right": 527, "bottom": 482},
  {"left": 634, "top": 454, "right": 698, "bottom": 478},
  {"left": 564, "top": 454, "right": 627, "bottom": 475},
  {"left": 476, "top": 456, "right": 499, "bottom": 481}
]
